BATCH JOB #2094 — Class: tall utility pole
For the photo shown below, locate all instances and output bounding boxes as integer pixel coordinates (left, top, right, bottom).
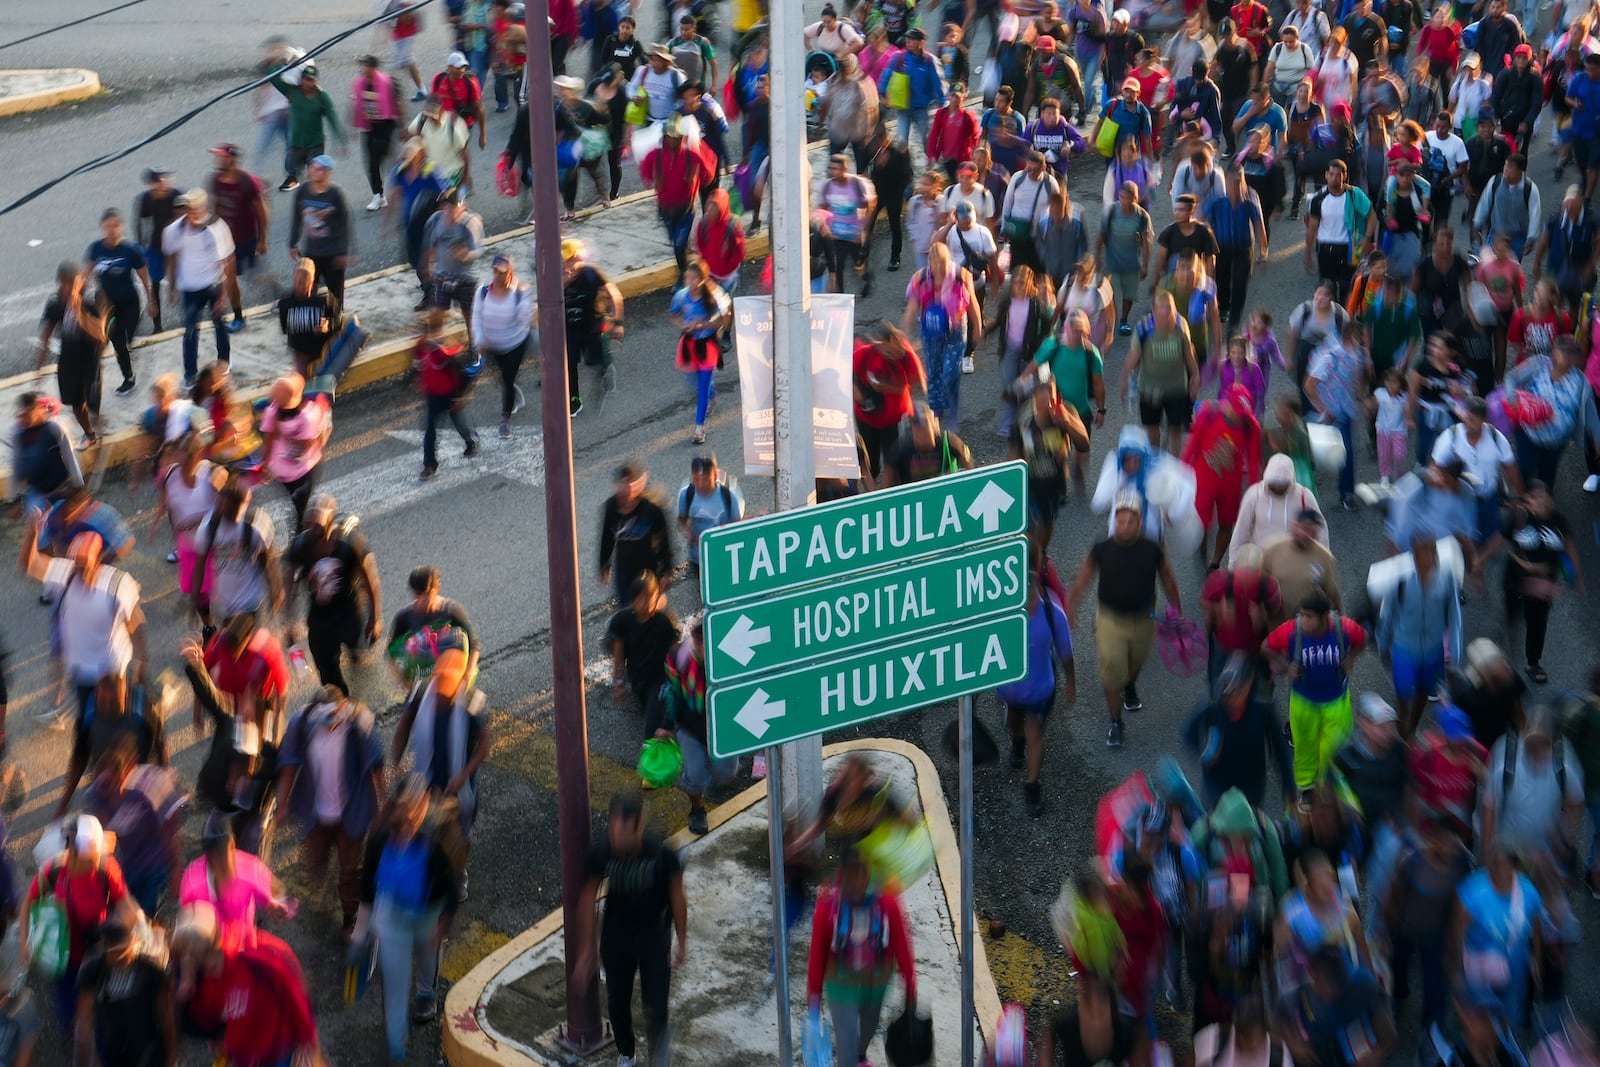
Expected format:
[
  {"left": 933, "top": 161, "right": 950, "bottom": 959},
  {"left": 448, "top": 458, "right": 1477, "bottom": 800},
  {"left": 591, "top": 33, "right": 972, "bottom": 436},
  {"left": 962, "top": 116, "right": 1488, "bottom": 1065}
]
[
  {"left": 767, "top": 0, "right": 824, "bottom": 850},
  {"left": 765, "top": 2, "right": 822, "bottom": 1058},
  {"left": 523, "top": 9, "right": 602, "bottom": 1051}
]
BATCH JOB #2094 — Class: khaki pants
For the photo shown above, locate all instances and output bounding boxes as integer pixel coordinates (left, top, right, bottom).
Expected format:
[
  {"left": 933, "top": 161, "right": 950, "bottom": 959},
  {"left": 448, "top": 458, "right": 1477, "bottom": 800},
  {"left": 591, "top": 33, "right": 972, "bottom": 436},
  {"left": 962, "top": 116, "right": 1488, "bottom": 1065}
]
[{"left": 1095, "top": 610, "right": 1155, "bottom": 691}]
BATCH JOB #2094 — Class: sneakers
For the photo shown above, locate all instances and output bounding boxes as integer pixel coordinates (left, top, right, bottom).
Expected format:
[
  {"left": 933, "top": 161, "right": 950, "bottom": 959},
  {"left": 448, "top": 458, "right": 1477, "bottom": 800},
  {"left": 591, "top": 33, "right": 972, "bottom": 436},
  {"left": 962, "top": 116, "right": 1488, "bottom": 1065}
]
[
  {"left": 181, "top": 375, "right": 196, "bottom": 392},
  {"left": 1288, "top": 205, "right": 1302, "bottom": 221},
  {"left": 226, "top": 316, "right": 246, "bottom": 334},
  {"left": 570, "top": 396, "right": 584, "bottom": 417},
  {"left": 166, "top": 550, "right": 178, "bottom": 564},
  {"left": 463, "top": 438, "right": 480, "bottom": 459},
  {"left": 414, "top": 296, "right": 431, "bottom": 311},
  {"left": 114, "top": 377, "right": 138, "bottom": 397},
  {"left": 887, "top": 256, "right": 901, "bottom": 271},
  {"left": 1008, "top": 737, "right": 1026, "bottom": 770},
  {"left": 412, "top": 89, "right": 428, "bottom": 101},
  {"left": 692, "top": 424, "right": 706, "bottom": 444},
  {"left": 499, "top": 419, "right": 512, "bottom": 439},
  {"left": 411, "top": 993, "right": 438, "bottom": 1023},
  {"left": 1106, "top": 720, "right": 1125, "bottom": 748},
  {"left": 366, "top": 194, "right": 386, "bottom": 211},
  {"left": 420, "top": 465, "right": 437, "bottom": 481},
  {"left": 76, "top": 434, "right": 98, "bottom": 452},
  {"left": 617, "top": 1057, "right": 637, "bottom": 1067},
  {"left": 688, "top": 808, "right": 709, "bottom": 835},
  {"left": 1023, "top": 781, "right": 1043, "bottom": 818},
  {"left": 278, "top": 176, "right": 299, "bottom": 192},
  {"left": 1586, "top": 474, "right": 1600, "bottom": 493},
  {"left": 1341, "top": 493, "right": 1359, "bottom": 511},
  {"left": 961, "top": 355, "right": 975, "bottom": 374},
  {"left": 511, "top": 384, "right": 526, "bottom": 413},
  {"left": 1122, "top": 685, "right": 1142, "bottom": 713},
  {"left": 1118, "top": 322, "right": 1133, "bottom": 336}
]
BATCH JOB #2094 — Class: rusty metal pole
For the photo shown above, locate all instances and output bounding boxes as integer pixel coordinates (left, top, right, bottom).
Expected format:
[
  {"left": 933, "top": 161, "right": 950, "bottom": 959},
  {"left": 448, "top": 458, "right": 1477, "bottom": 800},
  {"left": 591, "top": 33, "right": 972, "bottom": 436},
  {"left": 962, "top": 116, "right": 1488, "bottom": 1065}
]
[{"left": 524, "top": 8, "right": 602, "bottom": 1051}]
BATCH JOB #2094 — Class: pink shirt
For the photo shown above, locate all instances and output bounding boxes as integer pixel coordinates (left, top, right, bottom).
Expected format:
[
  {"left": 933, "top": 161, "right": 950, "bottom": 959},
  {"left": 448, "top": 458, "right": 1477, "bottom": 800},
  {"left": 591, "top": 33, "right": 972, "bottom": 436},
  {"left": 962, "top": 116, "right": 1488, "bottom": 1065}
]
[
  {"left": 180, "top": 852, "right": 277, "bottom": 952},
  {"left": 261, "top": 395, "right": 330, "bottom": 483}
]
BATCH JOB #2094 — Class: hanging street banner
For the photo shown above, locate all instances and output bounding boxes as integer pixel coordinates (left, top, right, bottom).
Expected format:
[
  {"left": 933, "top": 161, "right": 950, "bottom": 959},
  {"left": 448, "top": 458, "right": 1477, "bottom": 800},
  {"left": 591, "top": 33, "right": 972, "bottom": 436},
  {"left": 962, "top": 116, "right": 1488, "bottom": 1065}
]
[{"left": 731, "top": 293, "right": 859, "bottom": 479}]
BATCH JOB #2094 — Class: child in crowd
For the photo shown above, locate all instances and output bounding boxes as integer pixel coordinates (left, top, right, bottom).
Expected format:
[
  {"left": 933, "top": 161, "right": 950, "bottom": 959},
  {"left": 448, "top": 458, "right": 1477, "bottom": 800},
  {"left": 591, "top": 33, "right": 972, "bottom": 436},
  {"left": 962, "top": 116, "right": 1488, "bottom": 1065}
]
[
  {"left": 1218, "top": 335, "right": 1268, "bottom": 415},
  {"left": 1266, "top": 395, "right": 1315, "bottom": 488},
  {"left": 1387, "top": 120, "right": 1425, "bottom": 175},
  {"left": 1247, "top": 308, "right": 1287, "bottom": 393},
  {"left": 905, "top": 171, "right": 945, "bottom": 273},
  {"left": 1475, "top": 232, "right": 1525, "bottom": 369},
  {"left": 1374, "top": 367, "right": 1409, "bottom": 485}
]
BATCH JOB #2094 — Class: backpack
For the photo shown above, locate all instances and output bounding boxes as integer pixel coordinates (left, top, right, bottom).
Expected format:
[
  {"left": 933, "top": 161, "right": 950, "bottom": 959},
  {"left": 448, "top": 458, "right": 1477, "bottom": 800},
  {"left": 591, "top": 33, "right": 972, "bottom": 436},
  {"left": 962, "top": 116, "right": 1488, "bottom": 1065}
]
[
  {"left": 1500, "top": 730, "right": 1567, "bottom": 802},
  {"left": 1484, "top": 175, "right": 1533, "bottom": 224},
  {"left": 678, "top": 480, "right": 736, "bottom": 526},
  {"left": 832, "top": 895, "right": 892, "bottom": 974},
  {"left": 1290, "top": 609, "right": 1350, "bottom": 666},
  {"left": 202, "top": 505, "right": 270, "bottom": 573},
  {"left": 28, "top": 861, "right": 111, "bottom": 980}
]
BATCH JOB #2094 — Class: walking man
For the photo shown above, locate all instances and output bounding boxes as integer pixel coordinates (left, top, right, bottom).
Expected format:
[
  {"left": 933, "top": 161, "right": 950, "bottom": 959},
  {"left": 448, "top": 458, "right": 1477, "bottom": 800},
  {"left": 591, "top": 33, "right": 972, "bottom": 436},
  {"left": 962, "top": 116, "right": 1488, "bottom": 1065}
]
[
  {"left": 288, "top": 156, "right": 355, "bottom": 303},
  {"left": 85, "top": 209, "right": 154, "bottom": 399},
  {"left": 206, "top": 143, "right": 269, "bottom": 333},
  {"left": 162, "top": 189, "right": 235, "bottom": 389},
  {"left": 1066, "top": 491, "right": 1182, "bottom": 749},
  {"left": 268, "top": 59, "right": 346, "bottom": 191},
  {"left": 1204, "top": 167, "right": 1267, "bottom": 331}
]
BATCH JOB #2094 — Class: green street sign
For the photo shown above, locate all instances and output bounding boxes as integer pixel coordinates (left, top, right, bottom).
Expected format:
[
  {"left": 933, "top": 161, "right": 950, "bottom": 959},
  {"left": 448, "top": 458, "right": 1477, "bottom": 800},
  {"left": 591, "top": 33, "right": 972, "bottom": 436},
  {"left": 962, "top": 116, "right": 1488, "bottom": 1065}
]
[
  {"left": 699, "top": 461, "right": 1030, "bottom": 606},
  {"left": 704, "top": 538, "right": 1031, "bottom": 683},
  {"left": 707, "top": 612, "right": 1030, "bottom": 758}
]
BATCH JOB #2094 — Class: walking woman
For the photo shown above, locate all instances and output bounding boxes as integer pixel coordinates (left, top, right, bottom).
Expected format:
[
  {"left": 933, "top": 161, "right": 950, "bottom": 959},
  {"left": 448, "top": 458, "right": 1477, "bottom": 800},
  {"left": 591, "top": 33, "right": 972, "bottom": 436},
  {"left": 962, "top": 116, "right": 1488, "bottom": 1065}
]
[
  {"left": 351, "top": 775, "right": 459, "bottom": 1062},
  {"left": 470, "top": 252, "right": 535, "bottom": 439},
  {"left": 995, "top": 263, "right": 1055, "bottom": 437},
  {"left": 852, "top": 321, "right": 927, "bottom": 478},
  {"left": 902, "top": 242, "right": 981, "bottom": 435},
  {"left": 1407, "top": 330, "right": 1470, "bottom": 466},
  {"left": 156, "top": 428, "right": 223, "bottom": 601},
  {"left": 1497, "top": 482, "right": 1585, "bottom": 682},
  {"left": 670, "top": 260, "right": 733, "bottom": 445},
  {"left": 1285, "top": 79, "right": 1325, "bottom": 220},
  {"left": 806, "top": 847, "right": 917, "bottom": 1067},
  {"left": 350, "top": 55, "right": 403, "bottom": 212}
]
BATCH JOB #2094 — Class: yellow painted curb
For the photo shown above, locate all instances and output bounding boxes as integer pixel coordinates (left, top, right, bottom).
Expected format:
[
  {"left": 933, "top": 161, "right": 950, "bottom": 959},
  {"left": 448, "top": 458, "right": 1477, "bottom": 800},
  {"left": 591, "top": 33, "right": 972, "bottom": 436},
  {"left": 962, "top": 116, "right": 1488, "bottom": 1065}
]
[
  {"left": 441, "top": 738, "right": 1002, "bottom": 1067},
  {"left": 0, "top": 69, "right": 101, "bottom": 117}
]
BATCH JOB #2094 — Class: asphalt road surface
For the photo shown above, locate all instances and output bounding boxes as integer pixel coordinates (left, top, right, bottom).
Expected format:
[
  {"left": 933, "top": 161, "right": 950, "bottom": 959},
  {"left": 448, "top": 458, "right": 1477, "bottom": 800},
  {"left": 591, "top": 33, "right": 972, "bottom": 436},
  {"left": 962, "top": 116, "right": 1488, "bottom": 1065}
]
[{"left": 3, "top": 1, "right": 1600, "bottom": 1064}]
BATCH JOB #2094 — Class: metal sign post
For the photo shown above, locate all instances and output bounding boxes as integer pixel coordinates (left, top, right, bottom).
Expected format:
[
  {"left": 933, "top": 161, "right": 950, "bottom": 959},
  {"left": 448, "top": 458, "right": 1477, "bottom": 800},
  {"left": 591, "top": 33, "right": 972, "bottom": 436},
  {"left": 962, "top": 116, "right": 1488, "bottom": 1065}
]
[
  {"left": 765, "top": 746, "right": 793, "bottom": 1065},
  {"left": 959, "top": 694, "right": 976, "bottom": 1067}
]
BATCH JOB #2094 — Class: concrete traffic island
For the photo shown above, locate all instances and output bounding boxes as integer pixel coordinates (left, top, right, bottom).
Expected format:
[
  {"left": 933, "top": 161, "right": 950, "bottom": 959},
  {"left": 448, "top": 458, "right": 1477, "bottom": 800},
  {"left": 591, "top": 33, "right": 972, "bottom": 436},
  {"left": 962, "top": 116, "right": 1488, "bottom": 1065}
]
[
  {"left": 0, "top": 69, "right": 101, "bottom": 116},
  {"left": 443, "top": 740, "right": 1004, "bottom": 1067}
]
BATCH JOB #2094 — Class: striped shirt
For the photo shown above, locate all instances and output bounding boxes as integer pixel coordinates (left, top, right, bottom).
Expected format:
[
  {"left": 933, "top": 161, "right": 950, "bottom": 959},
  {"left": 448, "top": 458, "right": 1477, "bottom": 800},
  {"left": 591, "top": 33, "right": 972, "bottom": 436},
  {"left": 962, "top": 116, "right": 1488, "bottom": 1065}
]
[{"left": 1202, "top": 190, "right": 1263, "bottom": 251}]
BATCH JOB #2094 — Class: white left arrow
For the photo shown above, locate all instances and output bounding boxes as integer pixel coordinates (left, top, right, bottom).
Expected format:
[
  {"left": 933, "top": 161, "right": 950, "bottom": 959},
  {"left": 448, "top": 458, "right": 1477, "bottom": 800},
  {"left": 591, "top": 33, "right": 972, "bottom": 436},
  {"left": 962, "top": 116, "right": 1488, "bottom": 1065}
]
[
  {"left": 733, "top": 688, "right": 786, "bottom": 739},
  {"left": 967, "top": 479, "right": 1017, "bottom": 534},
  {"left": 717, "top": 614, "right": 773, "bottom": 666}
]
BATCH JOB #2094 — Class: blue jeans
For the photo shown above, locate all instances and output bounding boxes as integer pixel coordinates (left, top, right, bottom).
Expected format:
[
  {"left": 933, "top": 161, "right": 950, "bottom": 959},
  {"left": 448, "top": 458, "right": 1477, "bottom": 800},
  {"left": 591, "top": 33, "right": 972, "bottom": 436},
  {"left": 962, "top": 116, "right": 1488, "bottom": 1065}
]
[
  {"left": 255, "top": 109, "right": 291, "bottom": 178},
  {"left": 1474, "top": 492, "right": 1501, "bottom": 544},
  {"left": 1587, "top": 799, "right": 1600, "bottom": 872},
  {"left": 1333, "top": 414, "right": 1356, "bottom": 496},
  {"left": 467, "top": 46, "right": 489, "bottom": 92},
  {"left": 422, "top": 393, "right": 474, "bottom": 469},
  {"left": 373, "top": 903, "right": 443, "bottom": 1060},
  {"left": 181, "top": 286, "right": 229, "bottom": 380},
  {"left": 1388, "top": 50, "right": 1408, "bottom": 78},
  {"left": 1363, "top": 819, "right": 1404, "bottom": 940},
  {"left": 660, "top": 206, "right": 694, "bottom": 273},
  {"left": 689, "top": 368, "right": 716, "bottom": 426},
  {"left": 494, "top": 69, "right": 521, "bottom": 110},
  {"left": 998, "top": 343, "right": 1023, "bottom": 436},
  {"left": 1080, "top": 51, "right": 1103, "bottom": 107},
  {"left": 895, "top": 107, "right": 931, "bottom": 151}
]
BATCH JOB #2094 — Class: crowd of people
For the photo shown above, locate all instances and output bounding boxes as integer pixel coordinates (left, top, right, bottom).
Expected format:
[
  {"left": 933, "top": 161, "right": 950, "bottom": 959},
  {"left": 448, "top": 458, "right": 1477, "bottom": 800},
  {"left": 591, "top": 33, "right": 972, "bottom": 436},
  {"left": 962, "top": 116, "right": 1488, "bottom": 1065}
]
[{"left": 17, "top": 0, "right": 1600, "bottom": 1061}]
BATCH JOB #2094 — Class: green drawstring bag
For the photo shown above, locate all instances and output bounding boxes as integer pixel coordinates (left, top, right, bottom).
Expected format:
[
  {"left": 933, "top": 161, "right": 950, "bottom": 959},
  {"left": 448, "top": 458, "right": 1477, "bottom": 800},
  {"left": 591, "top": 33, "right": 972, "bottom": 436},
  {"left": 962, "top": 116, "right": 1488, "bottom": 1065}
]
[{"left": 638, "top": 737, "right": 684, "bottom": 789}]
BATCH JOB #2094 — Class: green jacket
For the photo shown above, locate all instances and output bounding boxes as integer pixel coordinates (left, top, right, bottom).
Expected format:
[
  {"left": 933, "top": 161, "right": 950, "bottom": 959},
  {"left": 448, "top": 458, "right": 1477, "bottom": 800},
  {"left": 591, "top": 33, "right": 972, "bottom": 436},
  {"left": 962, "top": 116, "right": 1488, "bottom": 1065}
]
[{"left": 271, "top": 72, "right": 345, "bottom": 149}]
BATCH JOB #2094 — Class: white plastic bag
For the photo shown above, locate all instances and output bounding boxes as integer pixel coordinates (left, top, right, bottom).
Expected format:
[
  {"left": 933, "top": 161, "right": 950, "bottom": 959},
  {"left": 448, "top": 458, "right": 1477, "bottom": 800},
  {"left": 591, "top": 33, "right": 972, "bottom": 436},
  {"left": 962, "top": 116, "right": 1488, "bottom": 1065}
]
[{"left": 1308, "top": 422, "right": 1346, "bottom": 474}]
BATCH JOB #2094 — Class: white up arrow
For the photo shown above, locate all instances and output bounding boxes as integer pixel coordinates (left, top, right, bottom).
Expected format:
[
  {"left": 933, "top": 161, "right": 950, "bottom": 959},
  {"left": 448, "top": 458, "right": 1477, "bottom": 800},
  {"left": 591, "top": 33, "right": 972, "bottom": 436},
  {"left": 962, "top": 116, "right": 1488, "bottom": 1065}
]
[
  {"left": 717, "top": 614, "right": 772, "bottom": 666},
  {"left": 733, "top": 688, "right": 786, "bottom": 739},
  {"left": 966, "top": 479, "right": 1016, "bottom": 534}
]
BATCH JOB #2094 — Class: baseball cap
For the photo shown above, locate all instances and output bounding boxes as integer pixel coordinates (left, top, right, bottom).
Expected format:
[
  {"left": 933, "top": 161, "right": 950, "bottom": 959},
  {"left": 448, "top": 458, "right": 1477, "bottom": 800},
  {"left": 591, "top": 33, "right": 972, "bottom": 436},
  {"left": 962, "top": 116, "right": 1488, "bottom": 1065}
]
[
  {"left": 176, "top": 188, "right": 209, "bottom": 209},
  {"left": 309, "top": 154, "right": 335, "bottom": 170},
  {"left": 1113, "top": 489, "right": 1143, "bottom": 514},
  {"left": 359, "top": 53, "right": 381, "bottom": 67},
  {"left": 957, "top": 161, "right": 977, "bottom": 173},
  {"left": 1112, "top": 8, "right": 1131, "bottom": 21},
  {"left": 1514, "top": 43, "right": 1533, "bottom": 57},
  {"left": 141, "top": 166, "right": 172, "bottom": 182},
  {"left": 1122, "top": 76, "right": 1142, "bottom": 92},
  {"left": 209, "top": 142, "right": 241, "bottom": 158},
  {"left": 447, "top": 50, "right": 469, "bottom": 68},
  {"left": 72, "top": 814, "right": 105, "bottom": 856},
  {"left": 1358, "top": 693, "right": 1398, "bottom": 724},
  {"left": 1036, "top": 35, "right": 1056, "bottom": 52},
  {"left": 491, "top": 251, "right": 513, "bottom": 269},
  {"left": 905, "top": 26, "right": 927, "bottom": 39},
  {"left": 300, "top": 61, "right": 318, "bottom": 78},
  {"left": 955, "top": 200, "right": 975, "bottom": 218}
]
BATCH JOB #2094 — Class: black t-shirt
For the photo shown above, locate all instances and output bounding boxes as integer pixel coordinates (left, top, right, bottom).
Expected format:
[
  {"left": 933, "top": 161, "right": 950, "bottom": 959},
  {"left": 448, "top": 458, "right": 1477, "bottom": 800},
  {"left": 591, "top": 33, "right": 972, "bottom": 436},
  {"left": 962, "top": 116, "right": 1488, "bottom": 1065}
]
[
  {"left": 289, "top": 530, "right": 369, "bottom": 623},
  {"left": 604, "top": 607, "right": 681, "bottom": 692},
  {"left": 41, "top": 296, "right": 104, "bottom": 370},
  {"left": 564, "top": 264, "right": 609, "bottom": 334},
  {"left": 84, "top": 240, "right": 147, "bottom": 307},
  {"left": 1506, "top": 510, "right": 1570, "bottom": 570},
  {"left": 1341, "top": 14, "right": 1387, "bottom": 71},
  {"left": 1414, "top": 253, "right": 1467, "bottom": 325},
  {"left": 76, "top": 953, "right": 170, "bottom": 1067},
  {"left": 586, "top": 834, "right": 681, "bottom": 946},
  {"left": 1381, "top": 0, "right": 1418, "bottom": 53},
  {"left": 1445, "top": 667, "right": 1527, "bottom": 750},
  {"left": 136, "top": 188, "right": 181, "bottom": 247},
  {"left": 1215, "top": 40, "right": 1257, "bottom": 99},
  {"left": 882, "top": 430, "right": 973, "bottom": 485},
  {"left": 1158, "top": 221, "right": 1220, "bottom": 263},
  {"left": 1466, "top": 136, "right": 1510, "bottom": 189},
  {"left": 1104, "top": 30, "right": 1145, "bottom": 83},
  {"left": 1091, "top": 537, "right": 1165, "bottom": 614},
  {"left": 1050, "top": 1011, "right": 1138, "bottom": 1067},
  {"left": 389, "top": 597, "right": 478, "bottom": 654},
  {"left": 601, "top": 35, "right": 645, "bottom": 80},
  {"left": 600, "top": 494, "right": 674, "bottom": 589}
]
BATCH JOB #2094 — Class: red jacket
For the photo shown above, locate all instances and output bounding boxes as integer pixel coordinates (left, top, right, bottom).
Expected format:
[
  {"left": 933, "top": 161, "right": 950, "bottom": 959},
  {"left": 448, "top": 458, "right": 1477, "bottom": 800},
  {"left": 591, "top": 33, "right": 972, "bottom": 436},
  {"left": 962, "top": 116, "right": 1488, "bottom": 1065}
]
[
  {"left": 927, "top": 105, "right": 979, "bottom": 164},
  {"left": 806, "top": 886, "right": 917, "bottom": 1004},
  {"left": 1181, "top": 401, "right": 1263, "bottom": 491},
  {"left": 642, "top": 143, "right": 716, "bottom": 211}
]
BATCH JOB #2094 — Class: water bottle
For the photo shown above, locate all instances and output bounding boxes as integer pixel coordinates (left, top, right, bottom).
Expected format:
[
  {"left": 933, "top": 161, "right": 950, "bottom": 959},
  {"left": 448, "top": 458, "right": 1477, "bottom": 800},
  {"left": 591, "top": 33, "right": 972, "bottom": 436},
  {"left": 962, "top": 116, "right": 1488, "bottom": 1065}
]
[
  {"left": 289, "top": 647, "right": 309, "bottom": 674},
  {"left": 1124, "top": 371, "right": 1138, "bottom": 412}
]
